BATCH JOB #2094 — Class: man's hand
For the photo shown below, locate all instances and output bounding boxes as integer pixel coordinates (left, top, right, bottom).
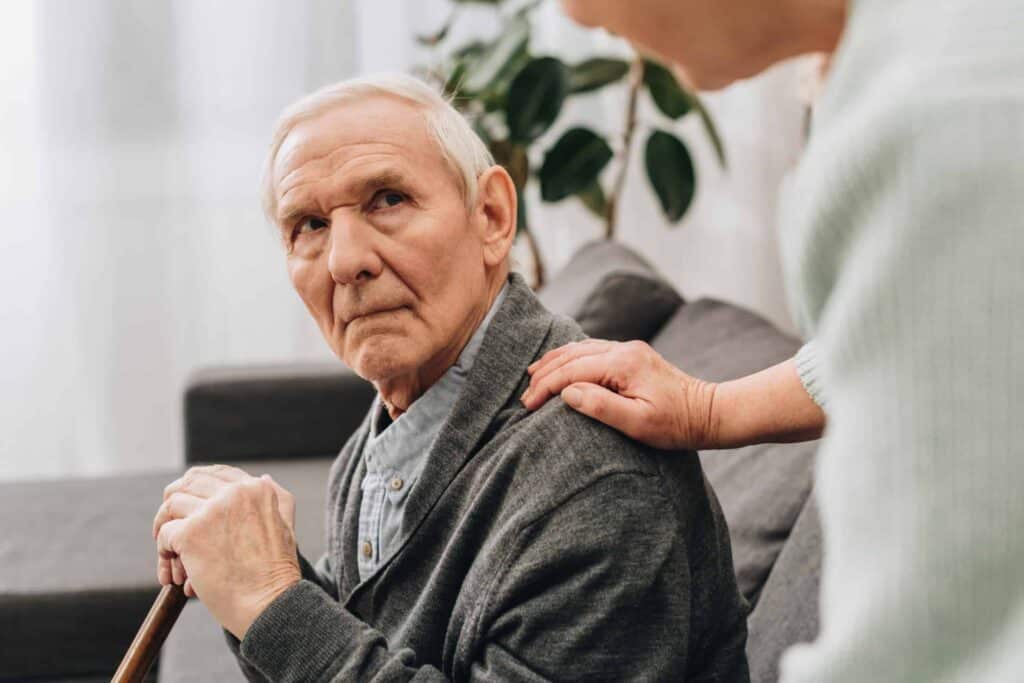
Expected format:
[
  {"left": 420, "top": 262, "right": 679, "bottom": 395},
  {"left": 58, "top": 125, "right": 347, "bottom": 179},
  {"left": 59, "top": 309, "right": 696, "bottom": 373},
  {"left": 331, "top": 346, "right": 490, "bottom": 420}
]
[{"left": 152, "top": 465, "right": 301, "bottom": 640}]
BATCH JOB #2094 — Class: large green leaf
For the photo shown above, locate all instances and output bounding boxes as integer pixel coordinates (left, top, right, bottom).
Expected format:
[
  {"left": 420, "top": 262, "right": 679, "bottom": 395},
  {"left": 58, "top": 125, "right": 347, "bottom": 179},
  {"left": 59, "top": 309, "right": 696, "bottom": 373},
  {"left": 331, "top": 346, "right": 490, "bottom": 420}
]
[
  {"left": 477, "top": 43, "right": 532, "bottom": 113},
  {"left": 577, "top": 180, "right": 607, "bottom": 218},
  {"left": 460, "top": 16, "right": 530, "bottom": 94},
  {"left": 568, "top": 58, "right": 629, "bottom": 94},
  {"left": 643, "top": 60, "right": 691, "bottom": 119},
  {"left": 507, "top": 57, "right": 569, "bottom": 143},
  {"left": 645, "top": 130, "right": 695, "bottom": 223},
  {"left": 539, "top": 127, "right": 613, "bottom": 202}
]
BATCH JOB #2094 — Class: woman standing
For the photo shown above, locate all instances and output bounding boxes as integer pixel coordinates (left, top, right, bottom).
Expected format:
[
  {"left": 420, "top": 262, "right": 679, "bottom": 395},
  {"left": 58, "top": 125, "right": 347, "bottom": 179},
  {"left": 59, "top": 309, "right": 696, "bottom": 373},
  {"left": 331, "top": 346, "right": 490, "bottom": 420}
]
[{"left": 524, "top": 1, "right": 1024, "bottom": 681}]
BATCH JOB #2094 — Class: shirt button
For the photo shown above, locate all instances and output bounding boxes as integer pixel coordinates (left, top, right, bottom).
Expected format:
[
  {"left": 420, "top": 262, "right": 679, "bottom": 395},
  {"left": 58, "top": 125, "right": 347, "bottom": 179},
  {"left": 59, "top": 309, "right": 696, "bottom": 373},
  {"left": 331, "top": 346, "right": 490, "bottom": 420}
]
[
  {"left": 390, "top": 477, "right": 404, "bottom": 491},
  {"left": 362, "top": 541, "right": 373, "bottom": 559}
]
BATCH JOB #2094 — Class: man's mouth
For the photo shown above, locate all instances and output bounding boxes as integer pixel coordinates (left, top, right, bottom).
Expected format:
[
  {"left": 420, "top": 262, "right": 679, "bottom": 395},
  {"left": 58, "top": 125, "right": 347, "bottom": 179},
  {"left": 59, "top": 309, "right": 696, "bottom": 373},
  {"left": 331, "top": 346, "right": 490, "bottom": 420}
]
[{"left": 341, "top": 305, "right": 406, "bottom": 325}]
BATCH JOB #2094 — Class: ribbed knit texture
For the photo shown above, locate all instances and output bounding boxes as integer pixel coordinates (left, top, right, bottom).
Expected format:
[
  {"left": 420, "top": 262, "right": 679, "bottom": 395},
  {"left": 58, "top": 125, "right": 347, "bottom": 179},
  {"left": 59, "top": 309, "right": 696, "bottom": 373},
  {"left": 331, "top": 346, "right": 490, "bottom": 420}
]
[
  {"left": 794, "top": 342, "right": 827, "bottom": 409},
  {"left": 781, "top": 1, "right": 1024, "bottom": 681}
]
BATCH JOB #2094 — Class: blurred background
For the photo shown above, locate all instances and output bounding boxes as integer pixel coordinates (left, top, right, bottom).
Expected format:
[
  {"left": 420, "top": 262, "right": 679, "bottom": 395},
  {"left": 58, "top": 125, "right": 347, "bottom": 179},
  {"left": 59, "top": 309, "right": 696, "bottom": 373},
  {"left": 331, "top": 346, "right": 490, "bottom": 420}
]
[{"left": 0, "top": 0, "right": 810, "bottom": 481}]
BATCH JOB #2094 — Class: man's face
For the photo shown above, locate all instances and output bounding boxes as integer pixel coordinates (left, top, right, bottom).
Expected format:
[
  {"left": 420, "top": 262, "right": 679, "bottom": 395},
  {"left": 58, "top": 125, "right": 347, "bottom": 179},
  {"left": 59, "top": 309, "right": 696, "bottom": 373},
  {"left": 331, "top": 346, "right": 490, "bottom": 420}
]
[{"left": 271, "top": 96, "right": 493, "bottom": 386}]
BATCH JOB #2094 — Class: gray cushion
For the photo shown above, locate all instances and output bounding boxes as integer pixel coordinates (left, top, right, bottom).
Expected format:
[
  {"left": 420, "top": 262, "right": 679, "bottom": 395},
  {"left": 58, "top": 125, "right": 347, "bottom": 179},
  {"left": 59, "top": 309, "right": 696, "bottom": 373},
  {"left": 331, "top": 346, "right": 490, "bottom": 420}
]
[
  {"left": 0, "top": 472, "right": 171, "bottom": 680},
  {"left": 651, "top": 299, "right": 818, "bottom": 605},
  {"left": 157, "top": 458, "right": 331, "bottom": 683},
  {"left": 185, "top": 363, "right": 375, "bottom": 465},
  {"left": 746, "top": 495, "right": 822, "bottom": 683},
  {"left": 538, "top": 240, "right": 683, "bottom": 341},
  {"left": 0, "top": 458, "right": 331, "bottom": 682}
]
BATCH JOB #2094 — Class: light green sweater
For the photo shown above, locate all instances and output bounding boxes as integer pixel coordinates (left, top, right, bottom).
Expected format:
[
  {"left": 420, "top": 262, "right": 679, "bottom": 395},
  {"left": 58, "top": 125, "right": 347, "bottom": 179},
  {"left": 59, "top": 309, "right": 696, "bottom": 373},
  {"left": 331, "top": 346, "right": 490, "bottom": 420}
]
[{"left": 779, "top": 0, "right": 1024, "bottom": 681}]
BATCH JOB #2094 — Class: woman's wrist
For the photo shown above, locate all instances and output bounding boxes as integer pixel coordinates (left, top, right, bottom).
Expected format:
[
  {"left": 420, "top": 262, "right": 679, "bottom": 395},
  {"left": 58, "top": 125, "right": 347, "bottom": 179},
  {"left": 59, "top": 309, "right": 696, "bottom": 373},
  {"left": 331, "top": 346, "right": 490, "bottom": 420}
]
[
  {"left": 699, "top": 357, "right": 826, "bottom": 450},
  {"left": 703, "top": 378, "right": 744, "bottom": 449},
  {"left": 679, "top": 374, "right": 721, "bottom": 450}
]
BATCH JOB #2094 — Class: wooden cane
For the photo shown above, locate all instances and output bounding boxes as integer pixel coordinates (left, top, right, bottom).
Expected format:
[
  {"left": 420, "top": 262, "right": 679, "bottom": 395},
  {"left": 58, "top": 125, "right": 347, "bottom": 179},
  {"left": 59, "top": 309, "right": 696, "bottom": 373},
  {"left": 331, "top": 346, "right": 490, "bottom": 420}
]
[{"left": 111, "top": 583, "right": 188, "bottom": 683}]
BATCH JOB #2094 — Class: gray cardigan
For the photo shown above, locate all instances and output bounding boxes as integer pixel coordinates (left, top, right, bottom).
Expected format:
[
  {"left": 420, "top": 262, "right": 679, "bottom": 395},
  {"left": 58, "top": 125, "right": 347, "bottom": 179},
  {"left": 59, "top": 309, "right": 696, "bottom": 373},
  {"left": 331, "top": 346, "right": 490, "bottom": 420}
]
[{"left": 229, "top": 274, "right": 749, "bottom": 681}]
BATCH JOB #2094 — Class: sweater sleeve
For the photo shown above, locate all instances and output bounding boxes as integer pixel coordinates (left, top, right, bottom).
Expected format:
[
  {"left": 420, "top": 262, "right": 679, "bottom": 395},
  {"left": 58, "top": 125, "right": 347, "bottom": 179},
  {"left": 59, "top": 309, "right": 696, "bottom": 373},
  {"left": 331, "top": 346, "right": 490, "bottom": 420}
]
[
  {"left": 794, "top": 340, "right": 827, "bottom": 409},
  {"left": 780, "top": 74, "right": 1024, "bottom": 681}
]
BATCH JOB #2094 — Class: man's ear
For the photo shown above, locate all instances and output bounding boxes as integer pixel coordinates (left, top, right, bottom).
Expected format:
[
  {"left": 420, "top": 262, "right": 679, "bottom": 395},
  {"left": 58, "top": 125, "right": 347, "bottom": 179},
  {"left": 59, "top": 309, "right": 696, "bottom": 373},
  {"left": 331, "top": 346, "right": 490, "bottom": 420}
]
[{"left": 474, "top": 165, "right": 517, "bottom": 268}]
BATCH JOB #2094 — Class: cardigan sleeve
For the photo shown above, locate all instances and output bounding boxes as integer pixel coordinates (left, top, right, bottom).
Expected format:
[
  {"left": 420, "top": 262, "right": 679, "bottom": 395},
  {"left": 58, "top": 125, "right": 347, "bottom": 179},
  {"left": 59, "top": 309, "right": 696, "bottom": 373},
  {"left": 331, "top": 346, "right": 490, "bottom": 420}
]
[
  {"left": 229, "top": 471, "right": 746, "bottom": 682},
  {"left": 224, "top": 550, "right": 344, "bottom": 682}
]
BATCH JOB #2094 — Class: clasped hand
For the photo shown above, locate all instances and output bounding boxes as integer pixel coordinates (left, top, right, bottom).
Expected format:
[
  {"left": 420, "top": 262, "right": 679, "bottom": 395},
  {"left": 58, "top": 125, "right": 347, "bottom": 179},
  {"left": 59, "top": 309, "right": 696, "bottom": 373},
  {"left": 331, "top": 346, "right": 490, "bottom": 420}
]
[{"left": 152, "top": 464, "right": 302, "bottom": 639}]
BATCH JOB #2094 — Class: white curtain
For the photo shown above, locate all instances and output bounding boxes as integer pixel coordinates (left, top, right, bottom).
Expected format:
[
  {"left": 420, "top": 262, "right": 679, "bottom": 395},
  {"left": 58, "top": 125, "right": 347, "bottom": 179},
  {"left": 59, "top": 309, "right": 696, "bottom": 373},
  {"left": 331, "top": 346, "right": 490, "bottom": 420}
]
[
  {"left": 0, "top": 0, "right": 357, "bottom": 480},
  {"left": 1, "top": 0, "right": 807, "bottom": 481}
]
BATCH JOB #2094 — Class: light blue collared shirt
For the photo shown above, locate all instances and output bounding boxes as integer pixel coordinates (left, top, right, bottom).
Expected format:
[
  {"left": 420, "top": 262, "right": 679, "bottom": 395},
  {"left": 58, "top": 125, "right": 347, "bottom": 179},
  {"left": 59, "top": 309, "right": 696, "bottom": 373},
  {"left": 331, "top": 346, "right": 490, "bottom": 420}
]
[{"left": 356, "top": 284, "right": 507, "bottom": 581}]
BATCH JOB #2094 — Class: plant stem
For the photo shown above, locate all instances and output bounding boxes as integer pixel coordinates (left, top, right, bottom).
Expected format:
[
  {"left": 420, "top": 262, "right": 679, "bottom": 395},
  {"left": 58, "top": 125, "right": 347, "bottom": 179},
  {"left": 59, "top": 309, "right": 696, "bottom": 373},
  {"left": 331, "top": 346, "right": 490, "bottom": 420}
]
[
  {"left": 525, "top": 229, "right": 545, "bottom": 288},
  {"left": 604, "top": 54, "right": 644, "bottom": 240}
]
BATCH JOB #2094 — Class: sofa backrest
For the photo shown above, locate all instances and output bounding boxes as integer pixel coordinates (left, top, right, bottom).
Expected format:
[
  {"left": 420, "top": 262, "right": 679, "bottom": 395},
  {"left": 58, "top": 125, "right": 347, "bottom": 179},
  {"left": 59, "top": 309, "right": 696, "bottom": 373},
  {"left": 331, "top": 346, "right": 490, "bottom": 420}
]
[
  {"left": 538, "top": 240, "right": 683, "bottom": 340},
  {"left": 649, "top": 299, "right": 821, "bottom": 682}
]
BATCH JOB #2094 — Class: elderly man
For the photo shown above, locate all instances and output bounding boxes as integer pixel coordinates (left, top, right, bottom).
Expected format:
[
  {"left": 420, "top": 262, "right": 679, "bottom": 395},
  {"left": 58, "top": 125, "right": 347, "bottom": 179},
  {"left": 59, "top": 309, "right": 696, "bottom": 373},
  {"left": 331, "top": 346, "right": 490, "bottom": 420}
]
[{"left": 152, "top": 74, "right": 748, "bottom": 681}]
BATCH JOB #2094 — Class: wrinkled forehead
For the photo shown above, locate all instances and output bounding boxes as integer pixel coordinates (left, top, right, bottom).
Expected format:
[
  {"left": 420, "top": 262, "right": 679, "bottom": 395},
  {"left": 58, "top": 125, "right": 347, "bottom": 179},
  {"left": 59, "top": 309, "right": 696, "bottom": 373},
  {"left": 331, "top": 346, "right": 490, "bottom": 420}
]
[{"left": 272, "top": 96, "right": 452, "bottom": 193}]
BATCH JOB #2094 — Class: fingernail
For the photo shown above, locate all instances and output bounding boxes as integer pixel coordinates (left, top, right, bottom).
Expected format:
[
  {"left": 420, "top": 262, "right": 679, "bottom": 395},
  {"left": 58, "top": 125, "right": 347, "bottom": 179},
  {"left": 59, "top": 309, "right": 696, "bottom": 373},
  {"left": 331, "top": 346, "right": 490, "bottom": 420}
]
[{"left": 563, "top": 386, "right": 582, "bottom": 407}]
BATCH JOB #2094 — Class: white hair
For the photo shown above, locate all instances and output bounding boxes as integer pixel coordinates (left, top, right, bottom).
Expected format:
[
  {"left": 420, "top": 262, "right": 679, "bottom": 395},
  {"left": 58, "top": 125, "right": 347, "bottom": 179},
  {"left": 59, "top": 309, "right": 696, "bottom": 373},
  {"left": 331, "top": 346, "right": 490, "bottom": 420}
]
[{"left": 261, "top": 73, "right": 495, "bottom": 223}]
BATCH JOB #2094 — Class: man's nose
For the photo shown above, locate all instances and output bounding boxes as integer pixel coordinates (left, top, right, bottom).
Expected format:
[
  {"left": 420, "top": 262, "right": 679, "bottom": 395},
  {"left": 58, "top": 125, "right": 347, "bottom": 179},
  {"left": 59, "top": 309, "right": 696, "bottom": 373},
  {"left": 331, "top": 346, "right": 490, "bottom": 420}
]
[{"left": 326, "top": 210, "right": 384, "bottom": 285}]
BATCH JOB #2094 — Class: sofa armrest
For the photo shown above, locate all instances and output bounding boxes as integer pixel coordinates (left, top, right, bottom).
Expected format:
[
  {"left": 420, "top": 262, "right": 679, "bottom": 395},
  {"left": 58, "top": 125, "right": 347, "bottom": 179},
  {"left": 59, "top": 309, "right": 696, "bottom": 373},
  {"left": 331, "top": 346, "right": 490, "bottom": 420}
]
[
  {"left": 184, "top": 363, "right": 375, "bottom": 465},
  {"left": 0, "top": 472, "right": 172, "bottom": 681}
]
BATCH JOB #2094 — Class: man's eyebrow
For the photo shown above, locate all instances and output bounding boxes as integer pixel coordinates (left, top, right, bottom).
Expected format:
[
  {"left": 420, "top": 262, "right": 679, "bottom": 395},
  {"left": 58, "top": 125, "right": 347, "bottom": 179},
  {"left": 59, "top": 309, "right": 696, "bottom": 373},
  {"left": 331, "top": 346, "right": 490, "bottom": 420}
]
[
  {"left": 357, "top": 169, "right": 415, "bottom": 192},
  {"left": 276, "top": 169, "right": 415, "bottom": 224}
]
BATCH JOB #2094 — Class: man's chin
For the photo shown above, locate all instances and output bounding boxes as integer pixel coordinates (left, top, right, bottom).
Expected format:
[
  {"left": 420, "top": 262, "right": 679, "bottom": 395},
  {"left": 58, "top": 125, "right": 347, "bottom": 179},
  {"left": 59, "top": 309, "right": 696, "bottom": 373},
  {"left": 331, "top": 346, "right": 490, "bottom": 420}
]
[{"left": 344, "top": 341, "right": 417, "bottom": 384}]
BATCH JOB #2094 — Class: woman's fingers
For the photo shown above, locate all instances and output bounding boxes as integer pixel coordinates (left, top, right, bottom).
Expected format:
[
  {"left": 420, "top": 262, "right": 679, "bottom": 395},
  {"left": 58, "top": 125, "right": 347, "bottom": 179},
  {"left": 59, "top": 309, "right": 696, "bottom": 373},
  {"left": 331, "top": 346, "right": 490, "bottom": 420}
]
[
  {"left": 526, "top": 339, "right": 712, "bottom": 450},
  {"left": 522, "top": 353, "right": 622, "bottom": 410},
  {"left": 527, "top": 339, "right": 613, "bottom": 376},
  {"left": 534, "top": 340, "right": 616, "bottom": 377},
  {"left": 561, "top": 382, "right": 649, "bottom": 439}
]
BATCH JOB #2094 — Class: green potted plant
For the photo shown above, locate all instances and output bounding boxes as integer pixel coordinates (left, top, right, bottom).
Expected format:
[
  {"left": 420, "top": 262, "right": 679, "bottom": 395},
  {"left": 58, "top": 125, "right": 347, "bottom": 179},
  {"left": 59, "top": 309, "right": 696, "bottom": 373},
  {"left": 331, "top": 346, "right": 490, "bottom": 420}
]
[{"left": 417, "top": 0, "right": 725, "bottom": 286}]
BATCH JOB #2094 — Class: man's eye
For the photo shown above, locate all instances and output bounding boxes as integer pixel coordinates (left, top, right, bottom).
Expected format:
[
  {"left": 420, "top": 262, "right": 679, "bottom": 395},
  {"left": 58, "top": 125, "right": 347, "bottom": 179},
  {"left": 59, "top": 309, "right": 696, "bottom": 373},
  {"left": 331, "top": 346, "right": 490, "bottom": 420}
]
[
  {"left": 296, "top": 216, "right": 328, "bottom": 235},
  {"left": 369, "top": 190, "right": 407, "bottom": 210}
]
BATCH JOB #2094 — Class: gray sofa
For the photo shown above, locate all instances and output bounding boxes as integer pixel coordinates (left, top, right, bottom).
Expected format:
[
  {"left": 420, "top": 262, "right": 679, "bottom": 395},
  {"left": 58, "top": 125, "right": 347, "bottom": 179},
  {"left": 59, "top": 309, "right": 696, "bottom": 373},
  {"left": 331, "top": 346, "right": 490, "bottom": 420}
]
[{"left": 0, "top": 241, "right": 820, "bottom": 682}]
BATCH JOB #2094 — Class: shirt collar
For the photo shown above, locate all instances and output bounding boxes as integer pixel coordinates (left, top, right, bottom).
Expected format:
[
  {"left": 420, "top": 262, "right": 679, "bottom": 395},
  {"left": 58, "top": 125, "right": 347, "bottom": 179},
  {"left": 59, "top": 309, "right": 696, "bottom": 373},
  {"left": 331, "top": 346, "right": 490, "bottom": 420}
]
[{"left": 364, "top": 283, "right": 509, "bottom": 477}]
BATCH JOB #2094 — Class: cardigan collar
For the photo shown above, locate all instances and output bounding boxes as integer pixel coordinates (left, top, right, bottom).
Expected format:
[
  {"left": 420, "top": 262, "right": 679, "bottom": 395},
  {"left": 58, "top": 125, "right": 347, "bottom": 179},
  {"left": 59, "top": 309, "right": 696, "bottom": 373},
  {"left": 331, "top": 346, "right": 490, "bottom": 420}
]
[{"left": 337, "top": 272, "right": 554, "bottom": 598}]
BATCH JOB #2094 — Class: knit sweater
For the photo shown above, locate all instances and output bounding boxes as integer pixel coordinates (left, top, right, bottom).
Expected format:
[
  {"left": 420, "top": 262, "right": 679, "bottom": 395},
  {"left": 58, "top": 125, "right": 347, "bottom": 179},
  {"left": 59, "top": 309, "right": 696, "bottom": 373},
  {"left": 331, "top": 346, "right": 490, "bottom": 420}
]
[{"left": 781, "top": 0, "right": 1024, "bottom": 680}]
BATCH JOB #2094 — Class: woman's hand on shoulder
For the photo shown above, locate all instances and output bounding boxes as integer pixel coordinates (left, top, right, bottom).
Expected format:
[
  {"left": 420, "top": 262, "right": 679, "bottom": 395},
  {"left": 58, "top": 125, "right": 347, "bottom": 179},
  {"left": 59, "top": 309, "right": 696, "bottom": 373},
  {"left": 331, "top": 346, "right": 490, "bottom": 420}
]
[{"left": 520, "top": 339, "right": 718, "bottom": 451}]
